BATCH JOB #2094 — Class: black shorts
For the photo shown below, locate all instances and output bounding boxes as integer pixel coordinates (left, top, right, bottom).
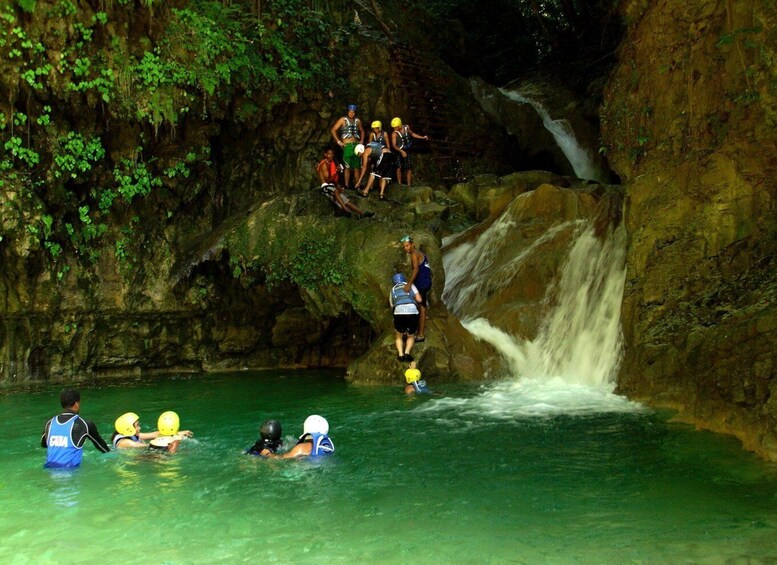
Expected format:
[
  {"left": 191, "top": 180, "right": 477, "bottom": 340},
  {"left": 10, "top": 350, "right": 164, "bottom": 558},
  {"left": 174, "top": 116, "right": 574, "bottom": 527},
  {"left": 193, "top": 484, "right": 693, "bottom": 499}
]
[
  {"left": 393, "top": 314, "right": 419, "bottom": 335},
  {"left": 417, "top": 287, "right": 430, "bottom": 308},
  {"left": 371, "top": 153, "right": 394, "bottom": 179},
  {"left": 396, "top": 152, "right": 412, "bottom": 171}
]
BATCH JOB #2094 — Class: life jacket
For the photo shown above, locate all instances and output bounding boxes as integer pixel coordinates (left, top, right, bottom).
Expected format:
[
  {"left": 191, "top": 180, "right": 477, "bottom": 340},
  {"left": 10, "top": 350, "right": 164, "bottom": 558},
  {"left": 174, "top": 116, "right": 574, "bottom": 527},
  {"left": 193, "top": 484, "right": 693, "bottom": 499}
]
[
  {"left": 45, "top": 415, "right": 83, "bottom": 469},
  {"left": 391, "top": 283, "right": 415, "bottom": 309},
  {"left": 149, "top": 435, "right": 180, "bottom": 450},
  {"left": 309, "top": 433, "right": 335, "bottom": 456},
  {"left": 412, "top": 380, "right": 430, "bottom": 394},
  {"left": 318, "top": 158, "right": 338, "bottom": 184},
  {"left": 112, "top": 433, "right": 141, "bottom": 448},
  {"left": 397, "top": 126, "right": 412, "bottom": 150},
  {"left": 367, "top": 141, "right": 385, "bottom": 162},
  {"left": 370, "top": 130, "right": 387, "bottom": 149},
  {"left": 341, "top": 117, "right": 360, "bottom": 140}
]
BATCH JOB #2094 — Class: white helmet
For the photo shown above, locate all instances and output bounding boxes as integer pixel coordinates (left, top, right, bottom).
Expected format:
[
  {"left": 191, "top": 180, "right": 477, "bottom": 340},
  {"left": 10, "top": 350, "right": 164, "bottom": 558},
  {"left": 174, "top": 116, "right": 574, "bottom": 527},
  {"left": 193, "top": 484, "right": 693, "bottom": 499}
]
[
  {"left": 303, "top": 415, "right": 329, "bottom": 435},
  {"left": 354, "top": 143, "right": 365, "bottom": 156}
]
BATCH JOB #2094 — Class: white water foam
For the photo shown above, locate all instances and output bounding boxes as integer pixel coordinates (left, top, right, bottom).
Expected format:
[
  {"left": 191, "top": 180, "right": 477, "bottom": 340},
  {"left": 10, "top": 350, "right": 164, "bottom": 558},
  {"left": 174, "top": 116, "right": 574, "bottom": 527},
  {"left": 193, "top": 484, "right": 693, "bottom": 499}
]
[
  {"left": 499, "top": 87, "right": 608, "bottom": 183},
  {"left": 438, "top": 222, "right": 638, "bottom": 416}
]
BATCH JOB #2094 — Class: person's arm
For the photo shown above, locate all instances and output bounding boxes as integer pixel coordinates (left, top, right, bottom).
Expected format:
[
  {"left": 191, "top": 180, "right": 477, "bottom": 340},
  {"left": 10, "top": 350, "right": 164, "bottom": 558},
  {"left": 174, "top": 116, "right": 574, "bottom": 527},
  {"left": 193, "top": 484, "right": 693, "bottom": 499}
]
[
  {"left": 167, "top": 439, "right": 181, "bottom": 454},
  {"left": 404, "top": 251, "right": 421, "bottom": 292},
  {"left": 138, "top": 431, "right": 160, "bottom": 440},
  {"left": 280, "top": 443, "right": 312, "bottom": 459},
  {"left": 41, "top": 419, "right": 51, "bottom": 448},
  {"left": 357, "top": 119, "right": 365, "bottom": 142},
  {"left": 330, "top": 118, "right": 344, "bottom": 145},
  {"left": 116, "top": 437, "right": 148, "bottom": 449},
  {"left": 392, "top": 131, "right": 405, "bottom": 156},
  {"left": 409, "top": 126, "right": 429, "bottom": 141},
  {"left": 84, "top": 420, "right": 111, "bottom": 453},
  {"left": 317, "top": 160, "right": 329, "bottom": 184},
  {"left": 355, "top": 150, "right": 370, "bottom": 187}
]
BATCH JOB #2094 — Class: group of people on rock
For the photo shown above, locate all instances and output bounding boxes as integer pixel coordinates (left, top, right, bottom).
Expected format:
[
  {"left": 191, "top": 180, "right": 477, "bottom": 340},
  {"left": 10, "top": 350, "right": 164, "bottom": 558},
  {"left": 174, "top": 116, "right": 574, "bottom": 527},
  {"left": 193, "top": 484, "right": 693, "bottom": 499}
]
[
  {"left": 318, "top": 104, "right": 429, "bottom": 214},
  {"left": 40, "top": 389, "right": 334, "bottom": 469}
]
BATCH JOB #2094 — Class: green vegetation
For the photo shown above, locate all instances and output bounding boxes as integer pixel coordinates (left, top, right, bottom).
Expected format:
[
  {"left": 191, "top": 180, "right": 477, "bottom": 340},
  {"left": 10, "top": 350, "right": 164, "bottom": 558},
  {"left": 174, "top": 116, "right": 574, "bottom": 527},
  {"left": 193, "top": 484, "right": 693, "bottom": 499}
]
[{"left": 0, "top": 0, "right": 352, "bottom": 278}]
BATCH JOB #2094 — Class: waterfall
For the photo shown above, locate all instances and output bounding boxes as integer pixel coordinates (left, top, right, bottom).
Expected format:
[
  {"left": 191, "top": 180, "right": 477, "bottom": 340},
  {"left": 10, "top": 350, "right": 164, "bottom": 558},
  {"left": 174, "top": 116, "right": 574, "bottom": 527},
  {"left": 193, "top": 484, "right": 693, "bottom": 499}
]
[
  {"left": 498, "top": 87, "right": 608, "bottom": 184},
  {"left": 444, "top": 218, "right": 627, "bottom": 390}
]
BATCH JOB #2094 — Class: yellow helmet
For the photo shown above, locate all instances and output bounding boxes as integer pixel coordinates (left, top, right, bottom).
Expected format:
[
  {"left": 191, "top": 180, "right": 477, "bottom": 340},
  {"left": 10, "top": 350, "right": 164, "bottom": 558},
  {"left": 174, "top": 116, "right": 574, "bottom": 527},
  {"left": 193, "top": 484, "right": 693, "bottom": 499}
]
[
  {"left": 115, "top": 412, "right": 139, "bottom": 436},
  {"left": 157, "top": 411, "right": 180, "bottom": 436},
  {"left": 391, "top": 117, "right": 402, "bottom": 128},
  {"left": 405, "top": 368, "right": 421, "bottom": 384},
  {"left": 371, "top": 120, "right": 382, "bottom": 129}
]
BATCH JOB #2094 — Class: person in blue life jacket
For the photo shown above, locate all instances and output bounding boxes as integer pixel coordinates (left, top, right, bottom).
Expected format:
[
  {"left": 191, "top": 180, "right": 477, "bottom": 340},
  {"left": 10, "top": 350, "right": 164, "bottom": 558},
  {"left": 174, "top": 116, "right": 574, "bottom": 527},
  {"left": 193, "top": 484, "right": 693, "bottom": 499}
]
[
  {"left": 330, "top": 104, "right": 365, "bottom": 189},
  {"left": 401, "top": 234, "right": 432, "bottom": 342},
  {"left": 404, "top": 361, "right": 431, "bottom": 395},
  {"left": 390, "top": 117, "right": 428, "bottom": 187},
  {"left": 390, "top": 272, "right": 423, "bottom": 362},
  {"left": 111, "top": 412, "right": 192, "bottom": 450},
  {"left": 147, "top": 411, "right": 193, "bottom": 454},
  {"left": 267, "top": 415, "right": 334, "bottom": 459},
  {"left": 246, "top": 419, "right": 284, "bottom": 457},
  {"left": 41, "top": 389, "right": 110, "bottom": 469}
]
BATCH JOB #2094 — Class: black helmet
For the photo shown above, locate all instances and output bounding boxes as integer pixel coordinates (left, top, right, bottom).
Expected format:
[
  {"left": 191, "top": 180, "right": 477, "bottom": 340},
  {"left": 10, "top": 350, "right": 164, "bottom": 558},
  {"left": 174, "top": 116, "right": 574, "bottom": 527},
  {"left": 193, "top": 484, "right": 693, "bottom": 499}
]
[{"left": 259, "top": 420, "right": 282, "bottom": 442}]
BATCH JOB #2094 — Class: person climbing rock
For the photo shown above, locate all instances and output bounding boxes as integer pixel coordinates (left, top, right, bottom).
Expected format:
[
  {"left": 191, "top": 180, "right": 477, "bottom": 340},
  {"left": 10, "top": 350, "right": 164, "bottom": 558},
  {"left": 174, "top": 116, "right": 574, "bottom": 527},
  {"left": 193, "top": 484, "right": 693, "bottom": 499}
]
[
  {"left": 400, "top": 234, "right": 432, "bottom": 342},
  {"left": 330, "top": 104, "right": 364, "bottom": 189},
  {"left": 317, "top": 148, "right": 374, "bottom": 218},
  {"left": 41, "top": 389, "right": 110, "bottom": 468},
  {"left": 389, "top": 272, "right": 423, "bottom": 362},
  {"left": 390, "top": 117, "right": 428, "bottom": 187}
]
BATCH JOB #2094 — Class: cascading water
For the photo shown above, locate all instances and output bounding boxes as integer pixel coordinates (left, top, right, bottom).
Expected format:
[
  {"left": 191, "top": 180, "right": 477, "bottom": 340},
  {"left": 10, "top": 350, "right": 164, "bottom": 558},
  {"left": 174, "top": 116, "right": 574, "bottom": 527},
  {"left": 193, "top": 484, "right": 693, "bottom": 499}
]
[
  {"left": 498, "top": 86, "right": 609, "bottom": 184},
  {"left": 434, "top": 207, "right": 637, "bottom": 416}
]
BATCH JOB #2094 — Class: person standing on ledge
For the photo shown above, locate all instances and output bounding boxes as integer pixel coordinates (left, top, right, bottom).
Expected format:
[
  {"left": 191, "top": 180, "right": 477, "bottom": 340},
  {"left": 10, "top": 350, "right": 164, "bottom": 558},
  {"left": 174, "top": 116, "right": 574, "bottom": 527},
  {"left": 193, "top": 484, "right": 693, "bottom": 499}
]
[
  {"left": 390, "top": 117, "right": 428, "bottom": 187},
  {"left": 41, "top": 389, "right": 110, "bottom": 468},
  {"left": 330, "top": 104, "right": 364, "bottom": 189},
  {"left": 401, "top": 234, "right": 432, "bottom": 342}
]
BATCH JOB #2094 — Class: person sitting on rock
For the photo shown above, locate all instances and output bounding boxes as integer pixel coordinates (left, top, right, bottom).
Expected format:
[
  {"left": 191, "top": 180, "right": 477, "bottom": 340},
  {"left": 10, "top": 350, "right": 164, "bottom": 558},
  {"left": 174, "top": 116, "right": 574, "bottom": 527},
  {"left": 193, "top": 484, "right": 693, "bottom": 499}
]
[
  {"left": 389, "top": 272, "right": 422, "bottom": 362},
  {"left": 390, "top": 117, "right": 428, "bottom": 187},
  {"left": 317, "top": 148, "right": 374, "bottom": 219}
]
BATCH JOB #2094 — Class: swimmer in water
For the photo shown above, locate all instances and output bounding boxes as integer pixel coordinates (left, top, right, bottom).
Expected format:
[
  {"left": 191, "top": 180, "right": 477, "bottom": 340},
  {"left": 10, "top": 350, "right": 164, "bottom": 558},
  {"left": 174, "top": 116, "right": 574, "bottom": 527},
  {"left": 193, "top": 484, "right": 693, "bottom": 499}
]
[
  {"left": 404, "top": 361, "right": 430, "bottom": 395},
  {"left": 267, "top": 415, "right": 334, "bottom": 459},
  {"left": 112, "top": 412, "right": 164, "bottom": 449},
  {"left": 148, "top": 411, "right": 193, "bottom": 454},
  {"left": 246, "top": 419, "right": 283, "bottom": 457}
]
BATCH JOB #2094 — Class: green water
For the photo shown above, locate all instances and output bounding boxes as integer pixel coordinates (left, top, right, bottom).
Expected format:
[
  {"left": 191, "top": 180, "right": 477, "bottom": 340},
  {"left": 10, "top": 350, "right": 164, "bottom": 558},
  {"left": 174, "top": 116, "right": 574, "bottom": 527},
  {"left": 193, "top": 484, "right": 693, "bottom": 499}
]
[{"left": 2, "top": 372, "right": 777, "bottom": 564}]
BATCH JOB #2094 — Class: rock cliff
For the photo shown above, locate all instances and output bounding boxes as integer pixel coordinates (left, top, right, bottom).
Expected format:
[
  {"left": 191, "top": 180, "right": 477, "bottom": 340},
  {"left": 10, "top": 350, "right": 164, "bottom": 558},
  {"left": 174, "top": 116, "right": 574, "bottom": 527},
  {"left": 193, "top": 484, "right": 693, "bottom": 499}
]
[{"left": 602, "top": 0, "right": 777, "bottom": 458}]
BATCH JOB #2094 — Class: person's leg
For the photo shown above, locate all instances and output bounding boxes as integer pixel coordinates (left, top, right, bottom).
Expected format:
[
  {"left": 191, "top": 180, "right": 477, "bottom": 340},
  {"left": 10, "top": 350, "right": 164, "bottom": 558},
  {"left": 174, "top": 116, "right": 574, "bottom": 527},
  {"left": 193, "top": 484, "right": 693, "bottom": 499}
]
[
  {"left": 403, "top": 334, "right": 416, "bottom": 357},
  {"left": 395, "top": 330, "right": 404, "bottom": 358},
  {"left": 406, "top": 168, "right": 413, "bottom": 187},
  {"left": 396, "top": 167, "right": 402, "bottom": 185}
]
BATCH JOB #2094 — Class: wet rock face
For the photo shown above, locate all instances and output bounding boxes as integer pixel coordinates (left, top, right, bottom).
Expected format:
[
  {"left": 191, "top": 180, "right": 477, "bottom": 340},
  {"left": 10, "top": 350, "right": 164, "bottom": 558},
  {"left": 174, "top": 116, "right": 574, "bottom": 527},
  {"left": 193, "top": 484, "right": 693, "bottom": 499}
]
[{"left": 603, "top": 1, "right": 777, "bottom": 458}]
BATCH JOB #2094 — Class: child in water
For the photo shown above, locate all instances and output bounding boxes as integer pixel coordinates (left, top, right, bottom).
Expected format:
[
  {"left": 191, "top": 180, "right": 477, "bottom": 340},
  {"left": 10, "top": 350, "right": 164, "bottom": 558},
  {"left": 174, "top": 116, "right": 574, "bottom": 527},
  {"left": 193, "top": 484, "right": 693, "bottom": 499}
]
[
  {"left": 246, "top": 419, "right": 283, "bottom": 457},
  {"left": 404, "top": 361, "right": 430, "bottom": 395},
  {"left": 148, "top": 411, "right": 193, "bottom": 454}
]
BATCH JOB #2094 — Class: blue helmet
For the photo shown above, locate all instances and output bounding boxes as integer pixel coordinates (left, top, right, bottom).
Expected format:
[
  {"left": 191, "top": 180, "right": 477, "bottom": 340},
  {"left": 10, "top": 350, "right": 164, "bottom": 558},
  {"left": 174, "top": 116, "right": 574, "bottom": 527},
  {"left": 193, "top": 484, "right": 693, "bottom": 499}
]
[
  {"left": 393, "top": 273, "right": 406, "bottom": 285},
  {"left": 347, "top": 104, "right": 357, "bottom": 112}
]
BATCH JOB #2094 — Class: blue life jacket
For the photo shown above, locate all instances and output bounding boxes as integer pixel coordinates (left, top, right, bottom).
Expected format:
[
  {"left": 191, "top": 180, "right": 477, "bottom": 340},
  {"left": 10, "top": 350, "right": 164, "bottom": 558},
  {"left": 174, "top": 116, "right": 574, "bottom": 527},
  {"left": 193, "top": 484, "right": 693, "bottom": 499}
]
[
  {"left": 412, "top": 380, "right": 430, "bottom": 394},
  {"left": 310, "top": 433, "right": 335, "bottom": 456},
  {"left": 112, "top": 434, "right": 141, "bottom": 448},
  {"left": 391, "top": 284, "right": 415, "bottom": 308},
  {"left": 45, "top": 415, "right": 83, "bottom": 469}
]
